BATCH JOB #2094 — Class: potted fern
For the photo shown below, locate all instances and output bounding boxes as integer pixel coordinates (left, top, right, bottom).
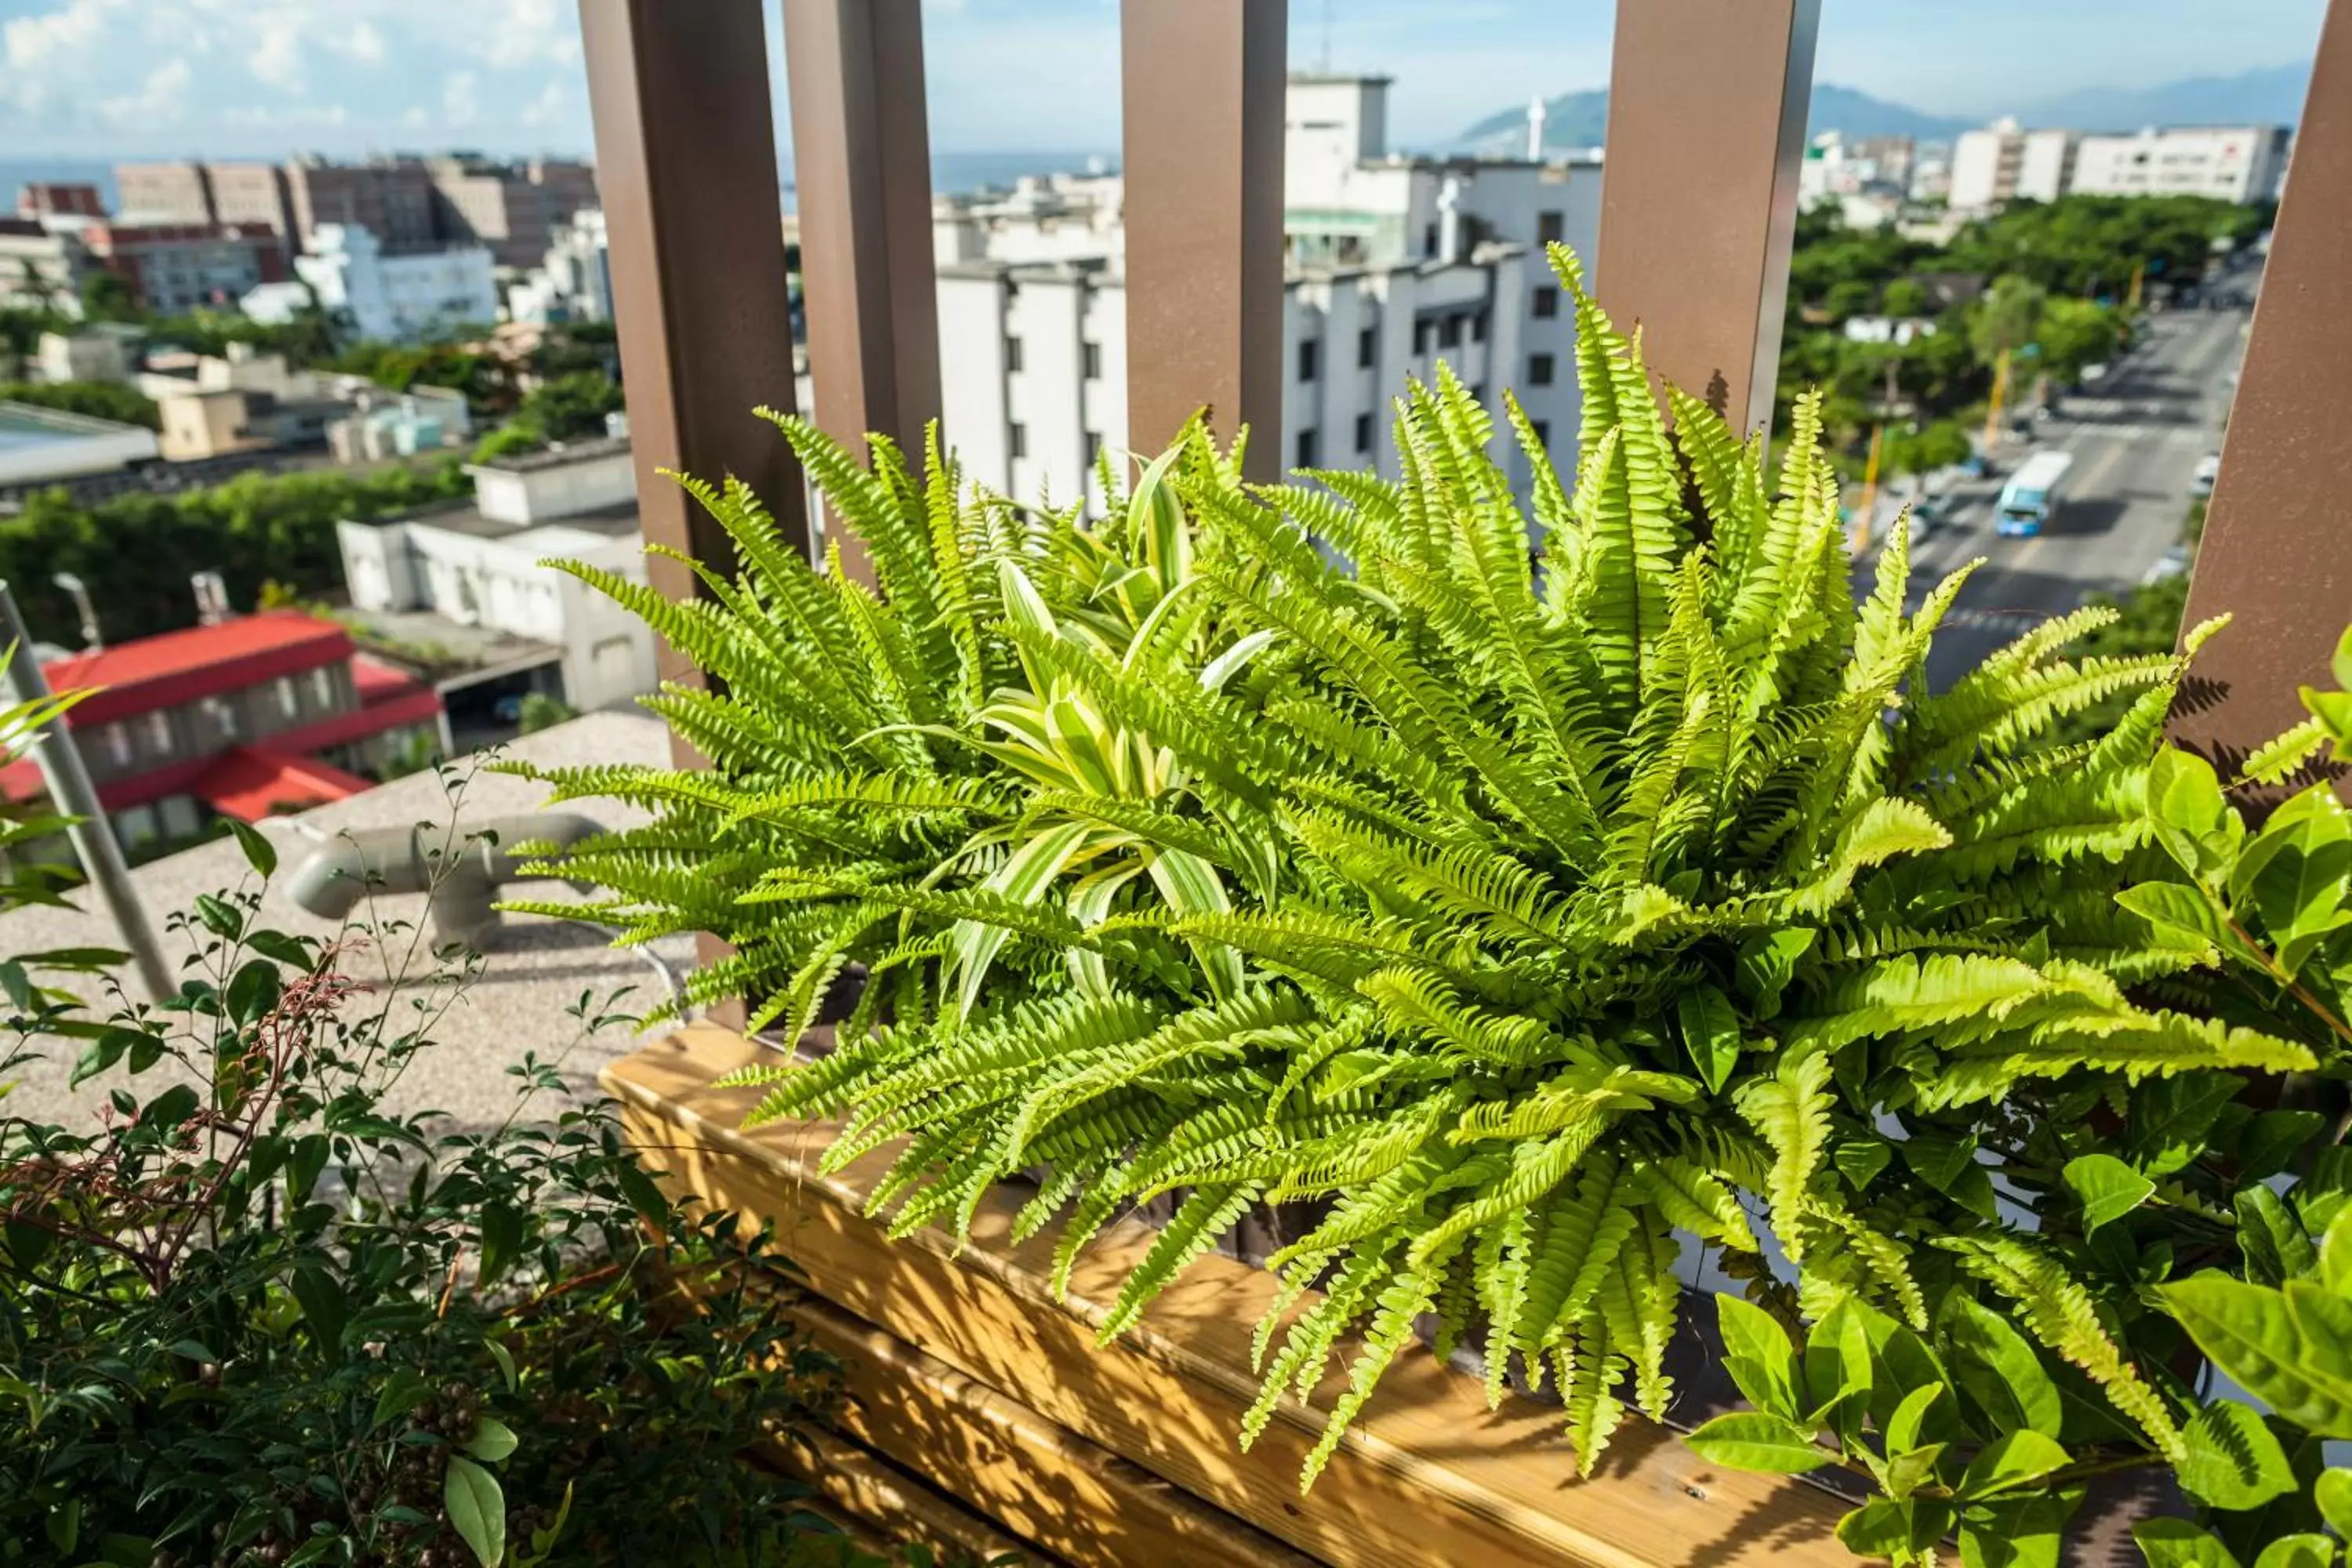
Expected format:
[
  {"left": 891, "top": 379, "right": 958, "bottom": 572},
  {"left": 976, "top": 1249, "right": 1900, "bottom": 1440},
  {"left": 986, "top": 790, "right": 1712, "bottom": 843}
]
[{"left": 525, "top": 250, "right": 2310, "bottom": 1544}]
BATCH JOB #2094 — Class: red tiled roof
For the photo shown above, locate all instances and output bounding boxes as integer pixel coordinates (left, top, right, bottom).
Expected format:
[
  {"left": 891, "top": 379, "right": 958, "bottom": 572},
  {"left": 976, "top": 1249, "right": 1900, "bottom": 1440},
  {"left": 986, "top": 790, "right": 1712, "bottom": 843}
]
[
  {"left": 49, "top": 612, "right": 354, "bottom": 727},
  {"left": 195, "top": 746, "right": 370, "bottom": 822},
  {"left": 351, "top": 652, "right": 426, "bottom": 706}
]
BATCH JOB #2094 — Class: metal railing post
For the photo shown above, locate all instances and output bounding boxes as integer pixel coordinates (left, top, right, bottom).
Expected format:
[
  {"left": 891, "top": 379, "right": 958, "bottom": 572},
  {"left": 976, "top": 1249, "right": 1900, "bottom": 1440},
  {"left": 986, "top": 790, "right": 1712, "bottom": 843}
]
[
  {"left": 2172, "top": 0, "right": 2352, "bottom": 775},
  {"left": 1595, "top": 0, "right": 1820, "bottom": 437},
  {"left": 1121, "top": 0, "right": 1287, "bottom": 481},
  {"left": 782, "top": 0, "right": 942, "bottom": 583}
]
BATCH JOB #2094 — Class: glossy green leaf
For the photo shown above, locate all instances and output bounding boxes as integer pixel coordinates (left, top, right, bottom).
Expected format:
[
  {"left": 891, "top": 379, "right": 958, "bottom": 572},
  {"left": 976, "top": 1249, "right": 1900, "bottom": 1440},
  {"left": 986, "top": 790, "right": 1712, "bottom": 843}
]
[
  {"left": 2237, "top": 1185, "right": 2318, "bottom": 1287},
  {"left": 1940, "top": 1293, "right": 2063, "bottom": 1439},
  {"left": 2147, "top": 747, "right": 2241, "bottom": 884},
  {"left": 2313, "top": 1468, "right": 2352, "bottom": 1537},
  {"left": 2063, "top": 1153, "right": 2154, "bottom": 1236},
  {"left": 2117, "top": 880, "right": 2223, "bottom": 948},
  {"left": 1835, "top": 1140, "right": 1893, "bottom": 1192},
  {"left": 1958, "top": 1492, "right": 2076, "bottom": 1568},
  {"left": 1804, "top": 1298, "right": 1875, "bottom": 1429},
  {"left": 463, "top": 1416, "right": 519, "bottom": 1464},
  {"left": 226, "top": 818, "right": 278, "bottom": 877},
  {"left": 223, "top": 958, "right": 281, "bottom": 1027},
  {"left": 2252, "top": 1537, "right": 2337, "bottom": 1568},
  {"left": 1676, "top": 983, "right": 1742, "bottom": 1096},
  {"left": 2162, "top": 1274, "right": 2352, "bottom": 1438},
  {"left": 289, "top": 1265, "right": 346, "bottom": 1352},
  {"left": 1957, "top": 1429, "right": 2071, "bottom": 1501},
  {"left": 1716, "top": 1294, "right": 1802, "bottom": 1421},
  {"left": 1682, "top": 1411, "right": 1835, "bottom": 1474},
  {"left": 2177, "top": 1401, "right": 2296, "bottom": 1511},
  {"left": 192, "top": 892, "right": 244, "bottom": 940},
  {"left": 2240, "top": 1111, "right": 2327, "bottom": 1183},
  {"left": 1885, "top": 1383, "right": 1944, "bottom": 1458},
  {"left": 1838, "top": 1498, "right": 1930, "bottom": 1559},
  {"left": 2134, "top": 1519, "right": 2245, "bottom": 1568},
  {"left": 445, "top": 1454, "right": 506, "bottom": 1568}
]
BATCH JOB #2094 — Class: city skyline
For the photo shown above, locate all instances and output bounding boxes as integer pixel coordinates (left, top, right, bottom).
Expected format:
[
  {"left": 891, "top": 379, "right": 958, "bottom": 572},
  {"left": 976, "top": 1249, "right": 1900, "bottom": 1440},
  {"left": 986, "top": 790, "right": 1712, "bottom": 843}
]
[{"left": 0, "top": 0, "right": 2329, "bottom": 164}]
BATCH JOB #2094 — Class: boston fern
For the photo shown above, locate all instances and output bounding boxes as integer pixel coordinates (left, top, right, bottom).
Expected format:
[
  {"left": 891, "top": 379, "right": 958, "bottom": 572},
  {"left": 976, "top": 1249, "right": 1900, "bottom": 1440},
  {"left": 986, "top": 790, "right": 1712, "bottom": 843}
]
[{"left": 537, "top": 250, "right": 2307, "bottom": 1491}]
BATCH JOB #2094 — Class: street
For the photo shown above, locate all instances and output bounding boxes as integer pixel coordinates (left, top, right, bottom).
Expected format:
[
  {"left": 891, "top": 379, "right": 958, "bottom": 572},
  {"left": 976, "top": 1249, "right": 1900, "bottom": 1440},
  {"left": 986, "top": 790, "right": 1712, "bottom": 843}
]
[{"left": 1881, "top": 299, "right": 2252, "bottom": 688}]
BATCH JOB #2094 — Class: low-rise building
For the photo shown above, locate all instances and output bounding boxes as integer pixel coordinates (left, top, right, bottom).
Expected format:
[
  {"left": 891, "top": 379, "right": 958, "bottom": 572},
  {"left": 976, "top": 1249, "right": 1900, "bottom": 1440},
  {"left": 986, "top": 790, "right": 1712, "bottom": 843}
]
[
  {"left": 36, "top": 323, "right": 146, "bottom": 383},
  {"left": 2071, "top": 126, "right": 2292, "bottom": 204},
  {"left": 248, "top": 224, "right": 498, "bottom": 344},
  {"left": 16, "top": 182, "right": 106, "bottom": 221},
  {"left": 0, "top": 610, "right": 442, "bottom": 853},
  {"left": 0, "top": 399, "right": 160, "bottom": 490},
  {"left": 336, "top": 439, "right": 659, "bottom": 751},
  {"left": 76, "top": 220, "right": 291, "bottom": 316},
  {"left": 0, "top": 219, "right": 89, "bottom": 314},
  {"left": 507, "top": 209, "right": 614, "bottom": 326},
  {"left": 1949, "top": 120, "right": 2079, "bottom": 212},
  {"left": 326, "top": 385, "right": 477, "bottom": 463}
]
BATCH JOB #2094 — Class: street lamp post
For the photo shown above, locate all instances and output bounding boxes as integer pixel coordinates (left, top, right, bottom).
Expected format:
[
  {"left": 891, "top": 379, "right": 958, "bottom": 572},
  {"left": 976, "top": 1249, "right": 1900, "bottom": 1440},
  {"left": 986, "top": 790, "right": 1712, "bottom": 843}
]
[{"left": 52, "top": 572, "right": 101, "bottom": 652}]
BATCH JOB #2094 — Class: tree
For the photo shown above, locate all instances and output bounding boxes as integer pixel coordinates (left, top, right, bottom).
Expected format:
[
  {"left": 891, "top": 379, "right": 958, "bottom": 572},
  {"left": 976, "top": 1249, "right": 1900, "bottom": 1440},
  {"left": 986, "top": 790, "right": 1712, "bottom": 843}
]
[
  {"left": 77, "top": 269, "right": 139, "bottom": 323},
  {"left": 1881, "top": 278, "right": 1929, "bottom": 318},
  {"left": 517, "top": 692, "right": 577, "bottom": 735},
  {"left": 2034, "top": 296, "right": 2124, "bottom": 384},
  {"left": 1969, "top": 274, "right": 2046, "bottom": 369}
]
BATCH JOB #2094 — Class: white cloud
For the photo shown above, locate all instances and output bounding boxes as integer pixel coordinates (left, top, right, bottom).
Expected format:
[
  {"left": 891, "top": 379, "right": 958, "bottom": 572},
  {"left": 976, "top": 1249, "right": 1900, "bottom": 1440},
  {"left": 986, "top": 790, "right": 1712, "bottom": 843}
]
[
  {"left": 3, "top": 0, "right": 125, "bottom": 70},
  {"left": 345, "top": 21, "right": 387, "bottom": 64},
  {"left": 443, "top": 70, "right": 480, "bottom": 129},
  {"left": 97, "top": 57, "right": 192, "bottom": 129},
  {"left": 249, "top": 16, "right": 305, "bottom": 90},
  {"left": 520, "top": 81, "right": 569, "bottom": 129}
]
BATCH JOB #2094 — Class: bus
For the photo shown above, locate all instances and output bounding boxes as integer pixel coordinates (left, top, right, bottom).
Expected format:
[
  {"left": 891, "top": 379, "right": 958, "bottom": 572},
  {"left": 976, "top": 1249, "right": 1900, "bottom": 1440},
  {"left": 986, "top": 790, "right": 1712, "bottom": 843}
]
[{"left": 1996, "top": 450, "right": 2075, "bottom": 538}]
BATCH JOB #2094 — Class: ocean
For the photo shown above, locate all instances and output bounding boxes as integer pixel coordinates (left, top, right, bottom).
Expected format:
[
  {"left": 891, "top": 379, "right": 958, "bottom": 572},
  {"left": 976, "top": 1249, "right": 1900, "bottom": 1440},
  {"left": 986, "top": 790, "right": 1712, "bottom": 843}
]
[{"left": 0, "top": 152, "right": 1117, "bottom": 220}]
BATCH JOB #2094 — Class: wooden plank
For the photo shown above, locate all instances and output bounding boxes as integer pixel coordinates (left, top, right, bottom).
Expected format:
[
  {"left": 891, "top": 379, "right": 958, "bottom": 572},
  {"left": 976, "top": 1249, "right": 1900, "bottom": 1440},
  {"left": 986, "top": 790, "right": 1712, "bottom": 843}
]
[
  {"left": 765, "top": 1423, "right": 1051, "bottom": 1565},
  {"left": 781, "top": 1293, "right": 1314, "bottom": 1567},
  {"left": 604, "top": 1028, "right": 1852, "bottom": 1568}
]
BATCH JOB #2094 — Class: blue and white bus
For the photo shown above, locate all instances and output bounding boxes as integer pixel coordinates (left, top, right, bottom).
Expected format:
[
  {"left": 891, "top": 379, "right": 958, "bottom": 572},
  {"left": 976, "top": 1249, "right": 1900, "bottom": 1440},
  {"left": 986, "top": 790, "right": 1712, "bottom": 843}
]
[{"left": 1995, "top": 449, "right": 2075, "bottom": 538}]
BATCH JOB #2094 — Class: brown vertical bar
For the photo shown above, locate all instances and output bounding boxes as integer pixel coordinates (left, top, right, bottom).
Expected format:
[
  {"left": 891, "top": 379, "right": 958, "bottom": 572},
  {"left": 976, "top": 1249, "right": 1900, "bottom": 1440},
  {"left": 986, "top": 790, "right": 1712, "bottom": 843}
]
[
  {"left": 1595, "top": 0, "right": 1820, "bottom": 437},
  {"left": 782, "top": 0, "right": 942, "bottom": 581},
  {"left": 2172, "top": 0, "right": 2352, "bottom": 775},
  {"left": 1121, "top": 0, "right": 1287, "bottom": 481},
  {"left": 579, "top": 0, "right": 805, "bottom": 651},
  {"left": 582, "top": 0, "right": 801, "bottom": 1026}
]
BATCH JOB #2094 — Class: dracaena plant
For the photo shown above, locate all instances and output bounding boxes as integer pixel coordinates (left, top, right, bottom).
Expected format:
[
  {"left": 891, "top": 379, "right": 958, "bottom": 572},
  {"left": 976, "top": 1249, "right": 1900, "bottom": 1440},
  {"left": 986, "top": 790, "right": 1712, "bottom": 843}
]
[
  {"left": 501, "top": 414, "right": 1271, "bottom": 1043},
  {"left": 714, "top": 249, "right": 2307, "bottom": 1488}
]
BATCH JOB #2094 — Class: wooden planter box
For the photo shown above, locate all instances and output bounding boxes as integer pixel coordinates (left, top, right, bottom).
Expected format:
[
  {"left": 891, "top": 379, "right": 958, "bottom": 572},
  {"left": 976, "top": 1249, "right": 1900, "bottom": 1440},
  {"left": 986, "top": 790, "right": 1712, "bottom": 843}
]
[{"left": 604, "top": 1026, "right": 1852, "bottom": 1568}]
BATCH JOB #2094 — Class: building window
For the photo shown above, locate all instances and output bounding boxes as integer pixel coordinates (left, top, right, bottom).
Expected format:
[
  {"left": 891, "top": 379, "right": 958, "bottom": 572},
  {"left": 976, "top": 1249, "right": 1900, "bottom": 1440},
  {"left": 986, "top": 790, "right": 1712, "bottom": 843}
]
[
  {"left": 1439, "top": 314, "right": 1465, "bottom": 349},
  {"left": 202, "top": 695, "right": 238, "bottom": 739},
  {"left": 1471, "top": 310, "right": 1490, "bottom": 343},
  {"left": 143, "top": 711, "right": 172, "bottom": 756},
  {"left": 1357, "top": 326, "right": 1376, "bottom": 368},
  {"left": 1422, "top": 222, "right": 1439, "bottom": 257},
  {"left": 1354, "top": 412, "right": 1374, "bottom": 453},
  {"left": 1296, "top": 427, "right": 1319, "bottom": 469},
  {"left": 1008, "top": 422, "right": 1028, "bottom": 459},
  {"left": 1529, "top": 352, "right": 1557, "bottom": 386},
  {"left": 1298, "top": 338, "right": 1320, "bottom": 383},
  {"left": 1533, "top": 419, "right": 1552, "bottom": 447},
  {"left": 312, "top": 667, "right": 336, "bottom": 709},
  {"left": 1414, "top": 319, "right": 1436, "bottom": 354},
  {"left": 97, "top": 722, "right": 132, "bottom": 768},
  {"left": 1469, "top": 383, "right": 1486, "bottom": 405},
  {"left": 1084, "top": 430, "right": 1102, "bottom": 466},
  {"left": 115, "top": 804, "right": 158, "bottom": 851},
  {"left": 158, "top": 795, "right": 201, "bottom": 840},
  {"left": 1537, "top": 210, "right": 1565, "bottom": 245},
  {"left": 1005, "top": 336, "right": 1024, "bottom": 372},
  {"left": 276, "top": 676, "right": 302, "bottom": 719},
  {"left": 1533, "top": 285, "right": 1560, "bottom": 319},
  {"left": 1082, "top": 341, "right": 1102, "bottom": 380}
]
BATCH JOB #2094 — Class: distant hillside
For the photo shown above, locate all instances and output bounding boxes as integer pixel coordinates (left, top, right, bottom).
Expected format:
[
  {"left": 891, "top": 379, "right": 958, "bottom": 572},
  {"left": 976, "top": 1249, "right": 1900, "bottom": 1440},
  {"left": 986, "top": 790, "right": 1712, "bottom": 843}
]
[
  {"left": 2016, "top": 62, "right": 2310, "bottom": 131},
  {"left": 1450, "top": 63, "right": 2310, "bottom": 158},
  {"left": 1451, "top": 83, "right": 1965, "bottom": 156}
]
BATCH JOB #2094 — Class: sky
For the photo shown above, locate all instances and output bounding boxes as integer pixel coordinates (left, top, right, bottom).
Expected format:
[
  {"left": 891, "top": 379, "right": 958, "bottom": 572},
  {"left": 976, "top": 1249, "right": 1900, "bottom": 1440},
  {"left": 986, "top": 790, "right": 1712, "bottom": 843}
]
[{"left": 0, "top": 0, "right": 2328, "bottom": 162}]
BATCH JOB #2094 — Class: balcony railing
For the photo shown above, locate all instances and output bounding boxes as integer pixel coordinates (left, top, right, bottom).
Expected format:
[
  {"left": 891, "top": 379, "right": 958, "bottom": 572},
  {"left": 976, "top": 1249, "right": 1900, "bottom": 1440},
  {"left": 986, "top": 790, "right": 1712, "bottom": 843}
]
[{"left": 570, "top": 0, "right": 2352, "bottom": 1556}]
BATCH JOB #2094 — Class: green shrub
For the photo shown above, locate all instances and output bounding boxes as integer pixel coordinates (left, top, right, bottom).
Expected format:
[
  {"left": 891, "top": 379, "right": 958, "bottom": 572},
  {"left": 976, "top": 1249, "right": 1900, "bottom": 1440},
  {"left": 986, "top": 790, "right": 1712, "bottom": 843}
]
[
  {"left": 0, "top": 777, "right": 867, "bottom": 1565},
  {"left": 0, "top": 378, "right": 161, "bottom": 430}
]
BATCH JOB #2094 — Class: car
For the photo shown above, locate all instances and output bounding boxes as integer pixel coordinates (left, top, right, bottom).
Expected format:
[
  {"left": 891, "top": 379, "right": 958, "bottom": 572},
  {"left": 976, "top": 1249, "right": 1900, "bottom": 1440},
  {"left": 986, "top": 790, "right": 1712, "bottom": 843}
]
[
  {"left": 1908, "top": 494, "right": 1947, "bottom": 539},
  {"left": 2190, "top": 452, "right": 2221, "bottom": 496},
  {"left": 492, "top": 694, "right": 525, "bottom": 724},
  {"left": 1959, "top": 453, "right": 1989, "bottom": 479},
  {"left": 2143, "top": 543, "right": 2191, "bottom": 586}
]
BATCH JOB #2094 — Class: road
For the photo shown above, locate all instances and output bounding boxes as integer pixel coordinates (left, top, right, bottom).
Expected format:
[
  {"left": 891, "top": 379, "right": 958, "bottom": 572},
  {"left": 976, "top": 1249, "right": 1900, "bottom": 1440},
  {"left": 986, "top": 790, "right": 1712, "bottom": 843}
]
[{"left": 1881, "top": 299, "right": 2251, "bottom": 688}]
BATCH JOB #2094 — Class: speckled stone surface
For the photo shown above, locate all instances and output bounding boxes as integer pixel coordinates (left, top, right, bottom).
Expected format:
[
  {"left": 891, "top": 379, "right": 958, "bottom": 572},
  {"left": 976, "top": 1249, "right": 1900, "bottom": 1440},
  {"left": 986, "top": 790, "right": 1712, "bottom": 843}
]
[{"left": 0, "top": 711, "right": 699, "bottom": 1132}]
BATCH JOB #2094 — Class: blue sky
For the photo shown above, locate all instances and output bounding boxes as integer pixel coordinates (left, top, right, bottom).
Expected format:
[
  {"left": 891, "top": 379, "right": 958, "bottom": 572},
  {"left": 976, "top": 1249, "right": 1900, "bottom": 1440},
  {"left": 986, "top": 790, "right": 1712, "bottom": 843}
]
[{"left": 0, "top": 0, "right": 2326, "bottom": 161}]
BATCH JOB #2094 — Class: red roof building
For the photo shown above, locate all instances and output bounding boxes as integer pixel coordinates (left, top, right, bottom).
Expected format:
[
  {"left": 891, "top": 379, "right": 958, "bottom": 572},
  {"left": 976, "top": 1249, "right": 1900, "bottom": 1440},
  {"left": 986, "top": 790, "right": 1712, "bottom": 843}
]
[{"left": 2, "top": 611, "right": 442, "bottom": 854}]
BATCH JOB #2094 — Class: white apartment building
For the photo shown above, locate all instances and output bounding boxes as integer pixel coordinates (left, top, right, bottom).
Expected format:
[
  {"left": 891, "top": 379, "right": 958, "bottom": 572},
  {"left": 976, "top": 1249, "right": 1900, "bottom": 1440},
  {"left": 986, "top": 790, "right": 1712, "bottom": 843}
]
[
  {"left": 939, "top": 246, "right": 1530, "bottom": 512},
  {"left": 1948, "top": 120, "right": 2079, "bottom": 212},
  {"left": 509, "top": 209, "right": 615, "bottom": 327},
  {"left": 244, "top": 223, "right": 498, "bottom": 343},
  {"left": 2071, "top": 126, "right": 2292, "bottom": 204},
  {"left": 336, "top": 438, "right": 659, "bottom": 721},
  {"left": 929, "top": 73, "right": 1599, "bottom": 514}
]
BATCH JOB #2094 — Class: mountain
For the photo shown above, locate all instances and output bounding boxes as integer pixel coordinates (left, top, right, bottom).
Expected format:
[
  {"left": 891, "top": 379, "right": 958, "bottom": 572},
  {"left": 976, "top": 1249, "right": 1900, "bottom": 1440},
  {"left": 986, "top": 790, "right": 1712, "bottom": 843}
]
[
  {"left": 2015, "top": 62, "right": 2310, "bottom": 131},
  {"left": 1450, "top": 63, "right": 2311, "bottom": 158},
  {"left": 1450, "top": 83, "right": 1965, "bottom": 156}
]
